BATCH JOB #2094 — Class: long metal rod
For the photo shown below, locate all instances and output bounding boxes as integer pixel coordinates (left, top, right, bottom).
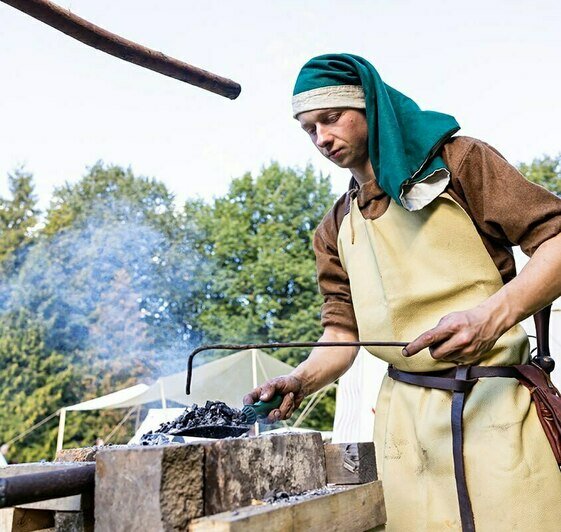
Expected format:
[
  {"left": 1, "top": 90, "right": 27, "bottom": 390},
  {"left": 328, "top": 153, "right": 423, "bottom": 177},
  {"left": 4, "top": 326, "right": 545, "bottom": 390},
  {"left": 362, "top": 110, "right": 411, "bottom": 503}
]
[
  {"left": 0, "top": 464, "right": 95, "bottom": 508},
  {"left": 186, "top": 341, "right": 409, "bottom": 394},
  {"left": 1, "top": 0, "right": 241, "bottom": 99}
]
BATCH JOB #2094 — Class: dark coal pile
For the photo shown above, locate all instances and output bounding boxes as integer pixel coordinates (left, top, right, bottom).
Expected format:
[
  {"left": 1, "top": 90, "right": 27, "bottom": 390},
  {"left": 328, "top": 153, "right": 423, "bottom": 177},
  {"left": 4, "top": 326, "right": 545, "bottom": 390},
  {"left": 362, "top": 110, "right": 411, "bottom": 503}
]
[
  {"left": 161, "top": 401, "right": 248, "bottom": 434},
  {"left": 140, "top": 401, "right": 247, "bottom": 445}
]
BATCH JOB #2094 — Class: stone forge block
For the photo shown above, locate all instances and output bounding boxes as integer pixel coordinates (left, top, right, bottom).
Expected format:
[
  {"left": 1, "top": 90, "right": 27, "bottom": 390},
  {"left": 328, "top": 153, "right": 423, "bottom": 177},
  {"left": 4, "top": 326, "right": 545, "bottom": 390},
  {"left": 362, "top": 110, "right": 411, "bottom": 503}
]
[
  {"left": 205, "top": 432, "right": 327, "bottom": 515},
  {"left": 324, "top": 442, "right": 377, "bottom": 485},
  {"left": 95, "top": 444, "right": 205, "bottom": 532},
  {"left": 55, "top": 445, "right": 129, "bottom": 463},
  {"left": 55, "top": 447, "right": 99, "bottom": 463}
]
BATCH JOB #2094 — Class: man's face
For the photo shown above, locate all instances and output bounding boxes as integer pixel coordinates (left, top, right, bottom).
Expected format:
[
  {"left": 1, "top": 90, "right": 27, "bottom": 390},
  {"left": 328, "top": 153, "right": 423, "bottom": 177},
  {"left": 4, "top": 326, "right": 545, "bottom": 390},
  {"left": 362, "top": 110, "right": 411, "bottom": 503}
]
[{"left": 297, "top": 108, "right": 369, "bottom": 170}]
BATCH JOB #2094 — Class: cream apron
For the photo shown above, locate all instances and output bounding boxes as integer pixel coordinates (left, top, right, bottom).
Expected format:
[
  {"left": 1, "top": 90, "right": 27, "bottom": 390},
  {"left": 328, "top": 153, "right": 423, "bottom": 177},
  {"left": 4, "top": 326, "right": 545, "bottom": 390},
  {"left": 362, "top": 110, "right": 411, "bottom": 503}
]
[{"left": 337, "top": 193, "right": 561, "bottom": 531}]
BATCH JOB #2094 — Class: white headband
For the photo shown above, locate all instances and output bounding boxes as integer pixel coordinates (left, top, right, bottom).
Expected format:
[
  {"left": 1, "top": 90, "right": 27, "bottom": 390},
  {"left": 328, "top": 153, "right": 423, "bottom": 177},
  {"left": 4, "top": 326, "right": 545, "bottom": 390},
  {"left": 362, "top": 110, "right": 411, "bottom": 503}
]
[{"left": 292, "top": 85, "right": 365, "bottom": 118}]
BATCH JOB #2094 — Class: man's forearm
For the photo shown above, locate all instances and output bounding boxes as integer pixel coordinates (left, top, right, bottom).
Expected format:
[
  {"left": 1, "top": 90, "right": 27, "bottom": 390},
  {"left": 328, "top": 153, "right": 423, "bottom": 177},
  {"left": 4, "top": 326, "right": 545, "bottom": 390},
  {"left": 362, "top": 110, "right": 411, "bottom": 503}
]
[
  {"left": 291, "top": 325, "right": 359, "bottom": 396},
  {"left": 404, "top": 233, "right": 561, "bottom": 362},
  {"left": 481, "top": 232, "right": 561, "bottom": 334}
]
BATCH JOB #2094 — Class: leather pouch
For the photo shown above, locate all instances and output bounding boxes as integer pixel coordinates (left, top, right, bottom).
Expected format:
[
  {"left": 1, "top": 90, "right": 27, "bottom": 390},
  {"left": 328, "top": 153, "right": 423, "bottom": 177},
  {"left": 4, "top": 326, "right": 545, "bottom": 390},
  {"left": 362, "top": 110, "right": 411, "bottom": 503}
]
[{"left": 515, "top": 363, "right": 561, "bottom": 467}]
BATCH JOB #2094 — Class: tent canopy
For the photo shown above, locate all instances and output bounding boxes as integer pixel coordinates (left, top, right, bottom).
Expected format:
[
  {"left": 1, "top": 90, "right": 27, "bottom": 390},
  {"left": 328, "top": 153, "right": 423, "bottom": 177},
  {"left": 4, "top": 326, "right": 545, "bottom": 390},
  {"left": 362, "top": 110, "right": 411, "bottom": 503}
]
[{"left": 65, "top": 348, "right": 294, "bottom": 411}]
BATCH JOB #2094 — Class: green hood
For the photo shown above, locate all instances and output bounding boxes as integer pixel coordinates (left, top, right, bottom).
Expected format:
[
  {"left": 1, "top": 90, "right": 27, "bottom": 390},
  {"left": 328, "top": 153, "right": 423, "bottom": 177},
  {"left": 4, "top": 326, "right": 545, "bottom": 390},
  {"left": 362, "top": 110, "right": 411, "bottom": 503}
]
[{"left": 293, "top": 54, "right": 460, "bottom": 208}]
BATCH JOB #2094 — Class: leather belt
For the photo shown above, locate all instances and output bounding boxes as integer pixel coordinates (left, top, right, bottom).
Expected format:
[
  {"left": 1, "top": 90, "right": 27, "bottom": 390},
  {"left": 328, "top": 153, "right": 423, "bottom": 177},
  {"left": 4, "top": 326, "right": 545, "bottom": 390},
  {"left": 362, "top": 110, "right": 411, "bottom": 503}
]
[{"left": 387, "top": 364, "right": 520, "bottom": 532}]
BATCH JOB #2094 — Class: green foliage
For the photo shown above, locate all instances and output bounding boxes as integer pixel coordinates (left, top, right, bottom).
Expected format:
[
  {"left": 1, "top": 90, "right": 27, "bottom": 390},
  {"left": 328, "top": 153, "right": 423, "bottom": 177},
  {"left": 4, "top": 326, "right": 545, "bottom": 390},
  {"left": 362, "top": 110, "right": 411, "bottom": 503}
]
[
  {"left": 0, "top": 168, "right": 39, "bottom": 271},
  {"left": 0, "top": 164, "right": 205, "bottom": 457},
  {"left": 0, "top": 160, "right": 341, "bottom": 458},
  {"left": 9, "top": 162, "right": 200, "bottom": 369},
  {"left": 186, "top": 162, "right": 335, "bottom": 367},
  {"left": 185, "top": 162, "right": 337, "bottom": 430},
  {"left": 518, "top": 154, "right": 561, "bottom": 194},
  {"left": 43, "top": 161, "right": 177, "bottom": 237},
  {"left": 0, "top": 310, "right": 78, "bottom": 462}
]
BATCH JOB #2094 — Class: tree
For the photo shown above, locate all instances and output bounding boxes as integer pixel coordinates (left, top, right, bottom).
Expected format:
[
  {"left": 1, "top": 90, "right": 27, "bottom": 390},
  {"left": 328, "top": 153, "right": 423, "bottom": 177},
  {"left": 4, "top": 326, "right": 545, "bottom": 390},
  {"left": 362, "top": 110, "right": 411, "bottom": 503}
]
[
  {"left": 0, "top": 168, "right": 39, "bottom": 271},
  {"left": 187, "top": 162, "right": 337, "bottom": 429},
  {"left": 518, "top": 154, "right": 561, "bottom": 194},
  {"left": 0, "top": 163, "right": 206, "bottom": 455},
  {"left": 87, "top": 268, "right": 157, "bottom": 388},
  {"left": 43, "top": 162, "right": 177, "bottom": 237},
  {"left": 187, "top": 162, "right": 335, "bottom": 364},
  {"left": 0, "top": 310, "right": 78, "bottom": 463},
  {"left": 6, "top": 163, "right": 203, "bottom": 377}
]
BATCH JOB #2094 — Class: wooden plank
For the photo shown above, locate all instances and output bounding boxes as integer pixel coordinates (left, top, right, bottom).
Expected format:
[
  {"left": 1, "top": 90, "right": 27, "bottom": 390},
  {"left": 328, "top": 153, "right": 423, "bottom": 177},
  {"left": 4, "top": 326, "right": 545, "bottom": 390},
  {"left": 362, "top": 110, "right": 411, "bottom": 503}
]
[
  {"left": 324, "top": 442, "right": 377, "bottom": 485},
  {"left": 189, "top": 481, "right": 386, "bottom": 532},
  {"left": 0, "top": 507, "right": 55, "bottom": 531}
]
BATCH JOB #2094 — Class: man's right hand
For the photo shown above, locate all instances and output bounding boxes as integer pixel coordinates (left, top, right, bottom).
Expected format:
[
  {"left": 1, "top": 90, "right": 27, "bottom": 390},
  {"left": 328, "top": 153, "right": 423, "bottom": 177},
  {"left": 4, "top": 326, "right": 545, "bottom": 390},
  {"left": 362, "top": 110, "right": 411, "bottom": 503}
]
[{"left": 243, "top": 375, "right": 305, "bottom": 423}]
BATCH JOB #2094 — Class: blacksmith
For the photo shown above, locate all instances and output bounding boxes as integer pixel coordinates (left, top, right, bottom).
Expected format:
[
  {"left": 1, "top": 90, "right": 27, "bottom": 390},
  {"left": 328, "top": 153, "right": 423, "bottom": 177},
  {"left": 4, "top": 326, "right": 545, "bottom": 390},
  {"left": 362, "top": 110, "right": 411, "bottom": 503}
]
[{"left": 244, "top": 53, "right": 561, "bottom": 530}]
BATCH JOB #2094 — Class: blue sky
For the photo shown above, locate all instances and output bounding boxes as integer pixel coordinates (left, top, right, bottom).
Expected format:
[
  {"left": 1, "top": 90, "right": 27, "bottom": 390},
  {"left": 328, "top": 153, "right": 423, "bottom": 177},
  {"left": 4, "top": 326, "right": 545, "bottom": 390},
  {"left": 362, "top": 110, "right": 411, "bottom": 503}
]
[{"left": 1, "top": 0, "right": 560, "bottom": 210}]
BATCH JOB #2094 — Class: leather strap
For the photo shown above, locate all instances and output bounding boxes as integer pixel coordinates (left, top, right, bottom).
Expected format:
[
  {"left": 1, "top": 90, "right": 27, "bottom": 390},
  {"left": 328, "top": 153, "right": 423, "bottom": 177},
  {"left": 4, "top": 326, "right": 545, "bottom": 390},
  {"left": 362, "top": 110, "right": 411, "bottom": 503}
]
[
  {"left": 451, "top": 366, "right": 476, "bottom": 532},
  {"left": 387, "top": 364, "right": 519, "bottom": 531},
  {"left": 387, "top": 365, "right": 518, "bottom": 392},
  {"left": 533, "top": 304, "right": 555, "bottom": 373}
]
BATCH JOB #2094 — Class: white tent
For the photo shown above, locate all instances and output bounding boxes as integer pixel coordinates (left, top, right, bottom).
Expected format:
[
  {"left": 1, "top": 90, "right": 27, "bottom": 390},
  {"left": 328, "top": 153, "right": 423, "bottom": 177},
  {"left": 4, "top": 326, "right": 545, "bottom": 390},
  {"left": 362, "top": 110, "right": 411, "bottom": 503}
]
[
  {"left": 332, "top": 349, "right": 386, "bottom": 443},
  {"left": 57, "top": 348, "right": 294, "bottom": 450},
  {"left": 333, "top": 249, "right": 561, "bottom": 443}
]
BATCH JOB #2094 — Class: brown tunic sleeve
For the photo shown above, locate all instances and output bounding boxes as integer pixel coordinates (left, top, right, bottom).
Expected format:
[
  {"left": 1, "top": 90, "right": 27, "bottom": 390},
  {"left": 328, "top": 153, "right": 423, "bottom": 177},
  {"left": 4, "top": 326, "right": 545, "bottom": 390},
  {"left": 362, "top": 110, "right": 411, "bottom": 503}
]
[
  {"left": 443, "top": 136, "right": 561, "bottom": 281},
  {"left": 313, "top": 192, "right": 358, "bottom": 333}
]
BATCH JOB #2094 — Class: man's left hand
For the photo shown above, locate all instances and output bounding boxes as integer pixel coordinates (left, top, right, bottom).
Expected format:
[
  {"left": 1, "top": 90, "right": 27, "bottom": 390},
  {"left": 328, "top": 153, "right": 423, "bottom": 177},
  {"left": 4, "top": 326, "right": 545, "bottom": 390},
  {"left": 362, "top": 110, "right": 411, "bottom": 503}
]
[{"left": 402, "top": 306, "right": 502, "bottom": 364}]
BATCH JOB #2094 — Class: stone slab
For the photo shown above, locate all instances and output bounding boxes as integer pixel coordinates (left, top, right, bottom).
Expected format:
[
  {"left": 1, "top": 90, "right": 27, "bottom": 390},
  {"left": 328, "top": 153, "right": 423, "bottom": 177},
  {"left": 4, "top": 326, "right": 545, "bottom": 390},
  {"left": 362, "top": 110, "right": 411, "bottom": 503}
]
[
  {"left": 324, "top": 442, "right": 377, "bottom": 485},
  {"left": 54, "top": 511, "right": 93, "bottom": 532},
  {"left": 204, "top": 432, "right": 326, "bottom": 515},
  {"left": 54, "top": 445, "right": 128, "bottom": 463},
  {"left": 55, "top": 448, "right": 99, "bottom": 463},
  {"left": 94, "top": 444, "right": 205, "bottom": 532}
]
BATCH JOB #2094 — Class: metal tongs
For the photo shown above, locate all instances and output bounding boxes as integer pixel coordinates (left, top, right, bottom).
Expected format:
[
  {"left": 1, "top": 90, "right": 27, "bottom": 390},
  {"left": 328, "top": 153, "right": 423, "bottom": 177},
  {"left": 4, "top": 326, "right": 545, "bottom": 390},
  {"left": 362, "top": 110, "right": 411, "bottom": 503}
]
[
  {"left": 181, "top": 341, "right": 407, "bottom": 438},
  {"left": 185, "top": 341, "right": 409, "bottom": 395}
]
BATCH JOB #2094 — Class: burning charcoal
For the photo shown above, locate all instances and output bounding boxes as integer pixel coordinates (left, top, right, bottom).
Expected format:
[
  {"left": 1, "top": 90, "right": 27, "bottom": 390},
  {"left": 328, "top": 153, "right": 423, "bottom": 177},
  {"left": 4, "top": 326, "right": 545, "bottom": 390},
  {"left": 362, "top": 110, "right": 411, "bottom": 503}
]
[
  {"left": 263, "top": 490, "right": 291, "bottom": 504},
  {"left": 146, "top": 400, "right": 249, "bottom": 439}
]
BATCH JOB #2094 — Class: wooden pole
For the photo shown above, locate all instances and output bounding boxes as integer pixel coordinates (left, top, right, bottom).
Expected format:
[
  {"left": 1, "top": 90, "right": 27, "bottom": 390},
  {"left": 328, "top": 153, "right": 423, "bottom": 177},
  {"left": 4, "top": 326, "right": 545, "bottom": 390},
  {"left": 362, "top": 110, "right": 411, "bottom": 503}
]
[
  {"left": 159, "top": 380, "right": 167, "bottom": 409},
  {"left": 251, "top": 349, "right": 260, "bottom": 436},
  {"left": 1, "top": 0, "right": 241, "bottom": 99},
  {"left": 56, "top": 408, "right": 66, "bottom": 452}
]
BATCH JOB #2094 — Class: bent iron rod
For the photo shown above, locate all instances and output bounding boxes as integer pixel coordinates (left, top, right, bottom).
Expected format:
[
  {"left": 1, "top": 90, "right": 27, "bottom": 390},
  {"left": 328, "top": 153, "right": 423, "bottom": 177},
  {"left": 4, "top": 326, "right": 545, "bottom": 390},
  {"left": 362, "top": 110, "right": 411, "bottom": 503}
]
[
  {"left": 185, "top": 341, "right": 409, "bottom": 394},
  {"left": 0, "top": 464, "right": 95, "bottom": 509},
  {"left": 184, "top": 308, "right": 556, "bottom": 395}
]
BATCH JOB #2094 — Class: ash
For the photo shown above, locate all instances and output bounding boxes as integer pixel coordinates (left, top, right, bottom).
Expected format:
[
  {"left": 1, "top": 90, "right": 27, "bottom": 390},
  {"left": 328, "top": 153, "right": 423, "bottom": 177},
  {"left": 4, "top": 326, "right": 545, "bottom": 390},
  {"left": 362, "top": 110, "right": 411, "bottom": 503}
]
[
  {"left": 139, "top": 433, "right": 175, "bottom": 446},
  {"left": 262, "top": 486, "right": 345, "bottom": 505},
  {"left": 140, "top": 401, "right": 247, "bottom": 445}
]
